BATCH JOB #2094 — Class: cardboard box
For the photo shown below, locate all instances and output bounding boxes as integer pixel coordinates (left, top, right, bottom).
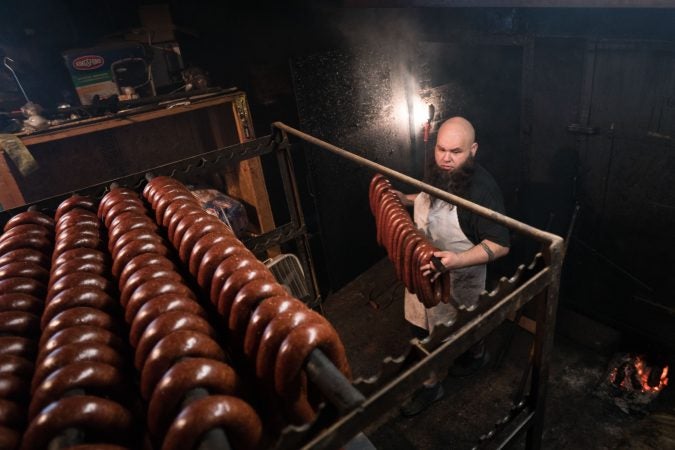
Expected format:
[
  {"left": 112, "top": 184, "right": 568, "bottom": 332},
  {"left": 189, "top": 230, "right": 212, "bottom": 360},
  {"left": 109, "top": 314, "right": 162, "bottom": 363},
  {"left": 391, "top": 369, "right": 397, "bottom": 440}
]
[{"left": 63, "top": 43, "right": 152, "bottom": 105}]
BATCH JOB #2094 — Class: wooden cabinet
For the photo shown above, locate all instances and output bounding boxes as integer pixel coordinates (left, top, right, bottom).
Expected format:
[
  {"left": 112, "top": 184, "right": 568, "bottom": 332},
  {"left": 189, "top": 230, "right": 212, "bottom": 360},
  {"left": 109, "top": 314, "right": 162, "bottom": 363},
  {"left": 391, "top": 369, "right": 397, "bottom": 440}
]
[{"left": 0, "top": 91, "right": 274, "bottom": 234}]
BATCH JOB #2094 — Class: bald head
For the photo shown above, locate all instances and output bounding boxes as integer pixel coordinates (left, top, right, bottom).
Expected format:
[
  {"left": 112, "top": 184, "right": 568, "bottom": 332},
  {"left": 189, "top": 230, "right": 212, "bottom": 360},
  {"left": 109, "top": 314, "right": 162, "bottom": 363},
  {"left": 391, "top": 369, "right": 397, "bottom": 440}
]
[
  {"left": 437, "top": 117, "right": 476, "bottom": 147},
  {"left": 434, "top": 116, "right": 478, "bottom": 172}
]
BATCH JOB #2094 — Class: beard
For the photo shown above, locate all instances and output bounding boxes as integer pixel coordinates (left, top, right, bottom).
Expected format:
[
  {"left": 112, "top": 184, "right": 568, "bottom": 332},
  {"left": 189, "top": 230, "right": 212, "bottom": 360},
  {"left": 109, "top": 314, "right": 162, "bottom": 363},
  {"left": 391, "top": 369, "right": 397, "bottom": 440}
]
[{"left": 426, "top": 154, "right": 475, "bottom": 200}]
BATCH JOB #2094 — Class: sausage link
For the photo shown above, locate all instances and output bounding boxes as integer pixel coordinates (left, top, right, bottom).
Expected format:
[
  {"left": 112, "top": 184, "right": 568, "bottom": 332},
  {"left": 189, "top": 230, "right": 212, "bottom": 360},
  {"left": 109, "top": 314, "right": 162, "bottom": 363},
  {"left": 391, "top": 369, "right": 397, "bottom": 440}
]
[
  {"left": 118, "top": 254, "right": 174, "bottom": 290},
  {"left": 0, "top": 249, "right": 49, "bottom": 268},
  {"left": 55, "top": 213, "right": 99, "bottom": 236},
  {"left": 171, "top": 215, "right": 219, "bottom": 252},
  {"left": 110, "top": 229, "right": 164, "bottom": 261},
  {"left": 128, "top": 294, "right": 206, "bottom": 348},
  {"left": 275, "top": 321, "right": 351, "bottom": 423},
  {"left": 47, "top": 273, "right": 113, "bottom": 302},
  {"left": 99, "top": 196, "right": 144, "bottom": 224},
  {"left": 0, "top": 311, "right": 40, "bottom": 337},
  {"left": 0, "top": 261, "right": 49, "bottom": 283},
  {"left": 0, "top": 235, "right": 52, "bottom": 257},
  {"left": 0, "top": 224, "right": 50, "bottom": 243},
  {"left": 243, "top": 296, "right": 303, "bottom": 361},
  {"left": 199, "top": 246, "right": 250, "bottom": 293},
  {"left": 162, "top": 396, "right": 262, "bottom": 450},
  {"left": 154, "top": 192, "right": 198, "bottom": 225},
  {"left": 111, "top": 240, "right": 169, "bottom": 278},
  {"left": 28, "top": 362, "right": 125, "bottom": 420},
  {"left": 37, "top": 326, "right": 125, "bottom": 362},
  {"left": 147, "top": 358, "right": 242, "bottom": 439},
  {"left": 41, "top": 287, "right": 117, "bottom": 328},
  {"left": 52, "top": 234, "right": 105, "bottom": 258},
  {"left": 98, "top": 188, "right": 141, "bottom": 218},
  {"left": 39, "top": 307, "right": 117, "bottom": 348},
  {"left": 52, "top": 249, "right": 108, "bottom": 272},
  {"left": 31, "top": 343, "right": 125, "bottom": 394},
  {"left": 368, "top": 174, "right": 386, "bottom": 215},
  {"left": 108, "top": 219, "right": 157, "bottom": 251},
  {"left": 134, "top": 312, "right": 214, "bottom": 370},
  {"left": 216, "top": 266, "right": 274, "bottom": 318},
  {"left": 256, "top": 309, "right": 323, "bottom": 383},
  {"left": 0, "top": 374, "right": 27, "bottom": 401},
  {"left": 3, "top": 211, "right": 54, "bottom": 232},
  {"left": 0, "top": 277, "right": 46, "bottom": 298},
  {"left": 166, "top": 205, "right": 202, "bottom": 239},
  {"left": 54, "top": 224, "right": 101, "bottom": 242},
  {"left": 0, "top": 355, "right": 34, "bottom": 379},
  {"left": 0, "top": 293, "right": 42, "bottom": 315},
  {"left": 119, "top": 267, "right": 182, "bottom": 306},
  {"left": 21, "top": 396, "right": 132, "bottom": 450},
  {"left": 139, "top": 330, "right": 226, "bottom": 399},
  {"left": 228, "top": 280, "right": 288, "bottom": 342},
  {"left": 178, "top": 220, "right": 231, "bottom": 263},
  {"left": 102, "top": 202, "right": 147, "bottom": 229},
  {"left": 188, "top": 233, "right": 238, "bottom": 276},
  {"left": 124, "top": 279, "right": 195, "bottom": 323},
  {"left": 54, "top": 195, "right": 98, "bottom": 222},
  {"left": 49, "top": 260, "right": 107, "bottom": 283},
  {"left": 0, "top": 337, "right": 35, "bottom": 359},
  {"left": 107, "top": 211, "right": 155, "bottom": 237}
]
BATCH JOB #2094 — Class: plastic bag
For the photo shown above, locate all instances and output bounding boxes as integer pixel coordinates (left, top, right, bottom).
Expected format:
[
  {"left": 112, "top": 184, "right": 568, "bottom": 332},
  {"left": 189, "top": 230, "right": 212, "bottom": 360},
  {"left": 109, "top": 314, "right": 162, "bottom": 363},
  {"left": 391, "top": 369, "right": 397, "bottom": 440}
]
[{"left": 189, "top": 188, "right": 249, "bottom": 237}]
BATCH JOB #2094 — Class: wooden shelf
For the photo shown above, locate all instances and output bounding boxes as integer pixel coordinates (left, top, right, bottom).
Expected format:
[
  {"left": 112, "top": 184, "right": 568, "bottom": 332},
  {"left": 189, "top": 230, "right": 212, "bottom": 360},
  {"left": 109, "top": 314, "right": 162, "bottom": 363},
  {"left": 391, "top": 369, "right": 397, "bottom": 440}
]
[
  {"left": 0, "top": 91, "right": 275, "bottom": 235},
  {"left": 17, "top": 94, "right": 243, "bottom": 146}
]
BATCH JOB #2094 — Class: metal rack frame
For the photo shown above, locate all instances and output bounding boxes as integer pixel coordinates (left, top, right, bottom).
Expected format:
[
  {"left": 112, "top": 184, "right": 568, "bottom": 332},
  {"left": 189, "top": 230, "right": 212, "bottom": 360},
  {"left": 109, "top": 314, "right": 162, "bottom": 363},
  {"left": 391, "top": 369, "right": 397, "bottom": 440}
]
[
  {"left": 0, "top": 123, "right": 564, "bottom": 450},
  {"left": 270, "top": 123, "right": 564, "bottom": 450}
]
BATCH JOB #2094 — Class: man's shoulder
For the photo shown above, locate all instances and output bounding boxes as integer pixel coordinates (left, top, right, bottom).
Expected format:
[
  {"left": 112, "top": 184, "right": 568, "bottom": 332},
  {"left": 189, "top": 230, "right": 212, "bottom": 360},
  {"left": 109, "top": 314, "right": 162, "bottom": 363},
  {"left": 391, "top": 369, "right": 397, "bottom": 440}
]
[{"left": 469, "top": 163, "right": 503, "bottom": 199}]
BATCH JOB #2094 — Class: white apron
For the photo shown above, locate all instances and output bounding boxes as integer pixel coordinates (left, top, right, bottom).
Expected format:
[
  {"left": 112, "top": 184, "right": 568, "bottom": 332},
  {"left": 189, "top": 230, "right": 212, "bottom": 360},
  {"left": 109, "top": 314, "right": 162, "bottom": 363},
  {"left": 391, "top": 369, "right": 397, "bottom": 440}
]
[{"left": 404, "top": 193, "right": 486, "bottom": 332}]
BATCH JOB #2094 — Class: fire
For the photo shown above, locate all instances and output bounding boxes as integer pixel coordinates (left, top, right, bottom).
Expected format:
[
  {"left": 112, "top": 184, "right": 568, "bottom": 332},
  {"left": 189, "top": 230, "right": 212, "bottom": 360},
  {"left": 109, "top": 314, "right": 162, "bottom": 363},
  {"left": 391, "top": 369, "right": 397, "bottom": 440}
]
[
  {"left": 609, "top": 354, "right": 669, "bottom": 393},
  {"left": 634, "top": 356, "right": 669, "bottom": 392}
]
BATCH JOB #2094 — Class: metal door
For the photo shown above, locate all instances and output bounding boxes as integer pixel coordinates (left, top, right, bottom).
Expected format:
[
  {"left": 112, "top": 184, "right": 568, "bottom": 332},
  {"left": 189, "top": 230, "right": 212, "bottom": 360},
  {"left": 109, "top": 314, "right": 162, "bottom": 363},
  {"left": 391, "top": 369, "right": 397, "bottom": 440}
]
[{"left": 568, "top": 40, "right": 675, "bottom": 344}]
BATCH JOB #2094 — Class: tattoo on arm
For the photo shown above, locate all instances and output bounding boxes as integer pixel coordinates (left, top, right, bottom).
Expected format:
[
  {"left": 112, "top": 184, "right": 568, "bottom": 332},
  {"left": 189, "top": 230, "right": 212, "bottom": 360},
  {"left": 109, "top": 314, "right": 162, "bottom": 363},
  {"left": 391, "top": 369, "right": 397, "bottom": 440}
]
[{"left": 479, "top": 242, "right": 495, "bottom": 262}]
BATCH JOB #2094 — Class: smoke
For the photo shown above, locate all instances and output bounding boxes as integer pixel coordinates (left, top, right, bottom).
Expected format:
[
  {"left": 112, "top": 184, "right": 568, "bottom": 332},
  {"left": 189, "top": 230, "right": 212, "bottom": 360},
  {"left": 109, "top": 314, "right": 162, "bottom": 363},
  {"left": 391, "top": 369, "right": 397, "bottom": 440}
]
[{"left": 332, "top": 9, "right": 431, "bottom": 137}]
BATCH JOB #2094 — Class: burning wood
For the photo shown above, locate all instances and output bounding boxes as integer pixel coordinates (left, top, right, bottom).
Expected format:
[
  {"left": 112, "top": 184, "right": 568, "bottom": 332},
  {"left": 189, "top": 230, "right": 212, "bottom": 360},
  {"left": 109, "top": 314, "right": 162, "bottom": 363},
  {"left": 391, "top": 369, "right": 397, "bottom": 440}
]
[{"left": 598, "top": 353, "right": 669, "bottom": 414}]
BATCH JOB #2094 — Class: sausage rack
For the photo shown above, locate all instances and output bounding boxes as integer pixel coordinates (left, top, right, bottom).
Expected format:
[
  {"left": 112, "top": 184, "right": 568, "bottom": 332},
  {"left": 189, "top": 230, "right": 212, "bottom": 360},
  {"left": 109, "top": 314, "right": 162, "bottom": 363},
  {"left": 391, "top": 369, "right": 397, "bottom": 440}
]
[{"left": 0, "top": 122, "right": 564, "bottom": 449}]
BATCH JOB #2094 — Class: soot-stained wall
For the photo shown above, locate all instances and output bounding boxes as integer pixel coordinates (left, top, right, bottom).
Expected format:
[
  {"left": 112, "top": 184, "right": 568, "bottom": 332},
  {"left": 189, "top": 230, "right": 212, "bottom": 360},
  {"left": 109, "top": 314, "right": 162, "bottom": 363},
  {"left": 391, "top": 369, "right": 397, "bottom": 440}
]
[
  {"left": 291, "top": 41, "right": 524, "bottom": 290},
  {"left": 171, "top": 6, "right": 675, "bottom": 346}
]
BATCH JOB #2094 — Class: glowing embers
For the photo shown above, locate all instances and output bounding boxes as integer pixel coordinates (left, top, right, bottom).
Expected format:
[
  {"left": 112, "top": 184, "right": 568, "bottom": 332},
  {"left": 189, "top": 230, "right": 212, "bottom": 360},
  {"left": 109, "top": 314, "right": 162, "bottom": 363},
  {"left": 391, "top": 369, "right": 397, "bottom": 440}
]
[
  {"left": 609, "top": 354, "right": 669, "bottom": 393},
  {"left": 600, "top": 353, "right": 669, "bottom": 414}
]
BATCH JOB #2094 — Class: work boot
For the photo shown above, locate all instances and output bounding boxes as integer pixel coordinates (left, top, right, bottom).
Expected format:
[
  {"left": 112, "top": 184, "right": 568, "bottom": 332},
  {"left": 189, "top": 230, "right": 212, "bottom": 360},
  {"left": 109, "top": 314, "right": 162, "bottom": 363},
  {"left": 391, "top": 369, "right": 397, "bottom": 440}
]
[{"left": 400, "top": 382, "right": 445, "bottom": 417}]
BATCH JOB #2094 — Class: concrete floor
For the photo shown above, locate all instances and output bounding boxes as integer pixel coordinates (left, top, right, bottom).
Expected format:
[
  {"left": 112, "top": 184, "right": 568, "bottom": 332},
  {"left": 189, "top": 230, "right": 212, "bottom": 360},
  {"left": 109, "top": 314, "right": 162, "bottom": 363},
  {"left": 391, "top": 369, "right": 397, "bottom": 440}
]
[{"left": 322, "top": 259, "right": 675, "bottom": 450}]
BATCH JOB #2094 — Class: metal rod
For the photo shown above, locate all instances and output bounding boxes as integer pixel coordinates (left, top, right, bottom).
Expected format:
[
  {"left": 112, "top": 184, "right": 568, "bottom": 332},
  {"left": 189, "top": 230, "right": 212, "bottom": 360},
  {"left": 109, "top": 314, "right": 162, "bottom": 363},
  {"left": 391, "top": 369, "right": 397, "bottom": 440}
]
[
  {"left": 306, "top": 349, "right": 365, "bottom": 414},
  {"left": 3, "top": 57, "right": 30, "bottom": 102},
  {"left": 274, "top": 133, "right": 322, "bottom": 304},
  {"left": 272, "top": 122, "right": 562, "bottom": 246}
]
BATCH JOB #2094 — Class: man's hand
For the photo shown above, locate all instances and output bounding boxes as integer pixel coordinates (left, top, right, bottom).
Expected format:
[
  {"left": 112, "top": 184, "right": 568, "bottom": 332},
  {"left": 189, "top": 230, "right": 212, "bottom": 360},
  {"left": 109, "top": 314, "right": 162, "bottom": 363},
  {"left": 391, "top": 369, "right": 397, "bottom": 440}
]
[
  {"left": 392, "top": 190, "right": 417, "bottom": 207},
  {"left": 421, "top": 240, "right": 509, "bottom": 281},
  {"left": 421, "top": 251, "right": 458, "bottom": 282}
]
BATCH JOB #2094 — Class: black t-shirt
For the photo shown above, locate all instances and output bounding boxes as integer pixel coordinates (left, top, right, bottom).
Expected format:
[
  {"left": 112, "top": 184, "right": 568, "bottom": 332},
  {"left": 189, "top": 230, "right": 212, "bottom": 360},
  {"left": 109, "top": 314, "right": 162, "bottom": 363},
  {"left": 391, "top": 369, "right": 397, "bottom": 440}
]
[{"left": 456, "top": 163, "right": 510, "bottom": 247}]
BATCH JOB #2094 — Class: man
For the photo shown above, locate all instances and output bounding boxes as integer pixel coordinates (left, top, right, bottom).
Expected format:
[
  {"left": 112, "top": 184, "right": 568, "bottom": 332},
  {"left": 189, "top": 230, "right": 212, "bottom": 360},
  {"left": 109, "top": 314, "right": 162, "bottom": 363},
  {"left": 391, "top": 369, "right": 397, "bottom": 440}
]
[{"left": 395, "top": 116, "right": 510, "bottom": 416}]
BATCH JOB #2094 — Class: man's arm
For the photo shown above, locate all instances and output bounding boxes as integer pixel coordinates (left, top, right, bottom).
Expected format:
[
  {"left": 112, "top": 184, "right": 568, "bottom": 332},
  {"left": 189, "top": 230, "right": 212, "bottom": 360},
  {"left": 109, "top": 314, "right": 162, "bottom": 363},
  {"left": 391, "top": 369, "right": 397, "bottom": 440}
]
[{"left": 421, "top": 239, "right": 509, "bottom": 279}]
